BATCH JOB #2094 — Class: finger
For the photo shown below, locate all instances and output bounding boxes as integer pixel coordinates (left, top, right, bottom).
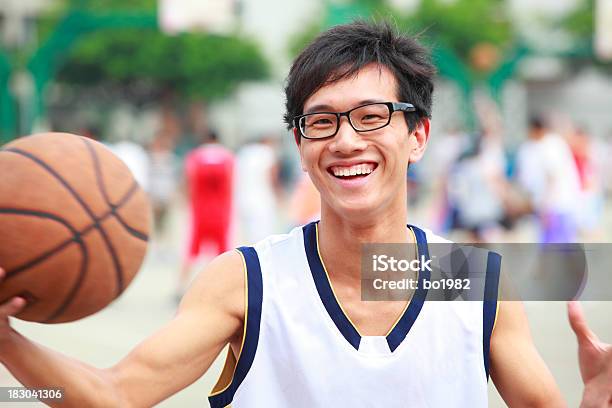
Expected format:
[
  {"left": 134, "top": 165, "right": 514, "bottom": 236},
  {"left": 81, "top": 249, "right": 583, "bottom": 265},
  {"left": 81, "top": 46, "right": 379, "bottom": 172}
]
[
  {"left": 569, "top": 301, "right": 598, "bottom": 344},
  {"left": 0, "top": 297, "right": 27, "bottom": 317}
]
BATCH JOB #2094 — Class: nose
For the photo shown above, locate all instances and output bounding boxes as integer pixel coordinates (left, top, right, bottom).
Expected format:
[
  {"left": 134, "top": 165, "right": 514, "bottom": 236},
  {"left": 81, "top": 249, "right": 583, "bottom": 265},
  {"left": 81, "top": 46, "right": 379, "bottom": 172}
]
[{"left": 329, "top": 116, "right": 367, "bottom": 155}]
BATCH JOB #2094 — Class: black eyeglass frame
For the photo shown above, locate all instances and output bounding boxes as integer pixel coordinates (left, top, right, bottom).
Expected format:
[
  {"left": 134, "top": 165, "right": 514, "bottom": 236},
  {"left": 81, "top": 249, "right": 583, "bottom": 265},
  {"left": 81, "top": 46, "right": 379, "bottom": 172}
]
[{"left": 293, "top": 102, "right": 416, "bottom": 140}]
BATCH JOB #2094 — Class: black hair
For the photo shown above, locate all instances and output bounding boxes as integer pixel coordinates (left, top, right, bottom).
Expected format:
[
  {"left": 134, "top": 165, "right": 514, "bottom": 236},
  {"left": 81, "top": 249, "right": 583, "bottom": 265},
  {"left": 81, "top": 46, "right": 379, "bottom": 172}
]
[
  {"left": 283, "top": 20, "right": 436, "bottom": 133},
  {"left": 529, "top": 116, "right": 547, "bottom": 131},
  {"left": 207, "top": 130, "right": 219, "bottom": 143}
]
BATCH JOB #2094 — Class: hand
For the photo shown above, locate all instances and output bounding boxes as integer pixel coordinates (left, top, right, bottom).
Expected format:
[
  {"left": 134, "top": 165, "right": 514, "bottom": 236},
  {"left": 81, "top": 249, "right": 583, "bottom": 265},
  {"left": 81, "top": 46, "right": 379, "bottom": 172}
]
[
  {"left": 0, "top": 267, "right": 27, "bottom": 346},
  {"left": 568, "top": 301, "right": 612, "bottom": 408}
]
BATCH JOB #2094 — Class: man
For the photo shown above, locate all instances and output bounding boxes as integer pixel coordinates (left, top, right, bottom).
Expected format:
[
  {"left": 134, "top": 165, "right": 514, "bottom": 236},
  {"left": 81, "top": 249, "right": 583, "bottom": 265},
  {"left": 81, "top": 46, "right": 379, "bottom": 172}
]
[
  {"left": 516, "top": 116, "right": 581, "bottom": 243},
  {"left": 235, "top": 135, "right": 280, "bottom": 244},
  {"left": 0, "top": 21, "right": 608, "bottom": 407},
  {"left": 178, "top": 130, "right": 234, "bottom": 298}
]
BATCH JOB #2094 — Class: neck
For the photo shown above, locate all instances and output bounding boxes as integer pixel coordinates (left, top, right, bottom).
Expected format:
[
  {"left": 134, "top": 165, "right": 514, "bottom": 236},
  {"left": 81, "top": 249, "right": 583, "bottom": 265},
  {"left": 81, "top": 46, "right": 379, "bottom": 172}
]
[{"left": 317, "top": 197, "right": 413, "bottom": 281}]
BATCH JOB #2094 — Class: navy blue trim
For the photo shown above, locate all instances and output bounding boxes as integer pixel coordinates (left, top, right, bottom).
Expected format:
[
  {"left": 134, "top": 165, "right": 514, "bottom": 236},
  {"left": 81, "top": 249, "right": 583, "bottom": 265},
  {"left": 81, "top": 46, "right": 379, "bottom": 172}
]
[
  {"left": 303, "top": 222, "right": 362, "bottom": 350},
  {"left": 208, "top": 246, "right": 263, "bottom": 408},
  {"left": 303, "top": 221, "right": 430, "bottom": 353},
  {"left": 385, "top": 225, "right": 431, "bottom": 352},
  {"left": 483, "top": 251, "right": 501, "bottom": 381}
]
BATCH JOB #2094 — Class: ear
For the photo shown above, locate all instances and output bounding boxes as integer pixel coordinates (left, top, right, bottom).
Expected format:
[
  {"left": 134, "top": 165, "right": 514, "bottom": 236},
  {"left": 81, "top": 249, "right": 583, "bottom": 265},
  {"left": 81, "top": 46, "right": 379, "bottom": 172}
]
[{"left": 408, "top": 118, "right": 430, "bottom": 163}]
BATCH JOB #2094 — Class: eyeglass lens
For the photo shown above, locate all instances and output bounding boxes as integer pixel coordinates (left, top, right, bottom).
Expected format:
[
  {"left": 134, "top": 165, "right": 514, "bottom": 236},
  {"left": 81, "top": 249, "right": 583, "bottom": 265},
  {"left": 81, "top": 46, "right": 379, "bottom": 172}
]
[{"left": 299, "top": 103, "right": 391, "bottom": 139}]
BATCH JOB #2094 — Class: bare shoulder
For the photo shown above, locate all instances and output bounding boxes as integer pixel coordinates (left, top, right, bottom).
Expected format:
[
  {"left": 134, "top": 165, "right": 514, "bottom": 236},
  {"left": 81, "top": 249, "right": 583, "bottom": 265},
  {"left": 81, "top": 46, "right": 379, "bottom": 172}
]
[{"left": 179, "top": 250, "right": 246, "bottom": 331}]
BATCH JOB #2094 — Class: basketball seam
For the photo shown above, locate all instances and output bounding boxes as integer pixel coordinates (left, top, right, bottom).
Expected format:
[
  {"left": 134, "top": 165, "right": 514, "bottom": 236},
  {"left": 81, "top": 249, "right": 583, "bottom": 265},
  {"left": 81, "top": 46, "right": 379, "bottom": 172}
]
[
  {"left": 1, "top": 199, "right": 144, "bottom": 279},
  {"left": 107, "top": 182, "right": 149, "bottom": 241},
  {"left": 82, "top": 139, "right": 148, "bottom": 241},
  {"left": 0, "top": 208, "right": 90, "bottom": 323},
  {"left": 4, "top": 147, "right": 125, "bottom": 295},
  {"left": 0, "top": 208, "right": 82, "bottom": 279},
  {"left": 82, "top": 139, "right": 114, "bottom": 205}
]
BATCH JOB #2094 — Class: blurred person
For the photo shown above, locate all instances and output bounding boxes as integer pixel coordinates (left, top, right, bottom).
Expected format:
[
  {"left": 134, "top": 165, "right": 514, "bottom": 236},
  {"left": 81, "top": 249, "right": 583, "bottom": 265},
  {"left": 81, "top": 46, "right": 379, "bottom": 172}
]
[
  {"left": 158, "top": 104, "right": 182, "bottom": 154},
  {"left": 428, "top": 126, "right": 470, "bottom": 232},
  {"left": 178, "top": 130, "right": 234, "bottom": 298},
  {"left": 146, "top": 102, "right": 183, "bottom": 241},
  {"left": 516, "top": 116, "right": 582, "bottom": 243},
  {"left": 277, "top": 139, "right": 301, "bottom": 193},
  {"left": 567, "top": 126, "right": 605, "bottom": 239},
  {"left": 0, "top": 21, "right": 584, "bottom": 408},
  {"left": 147, "top": 132, "right": 179, "bottom": 238},
  {"left": 568, "top": 127, "right": 592, "bottom": 190},
  {"left": 444, "top": 96, "right": 509, "bottom": 241},
  {"left": 430, "top": 126, "right": 470, "bottom": 176},
  {"left": 446, "top": 134, "right": 506, "bottom": 242},
  {"left": 235, "top": 135, "right": 280, "bottom": 244},
  {"left": 109, "top": 139, "right": 151, "bottom": 195}
]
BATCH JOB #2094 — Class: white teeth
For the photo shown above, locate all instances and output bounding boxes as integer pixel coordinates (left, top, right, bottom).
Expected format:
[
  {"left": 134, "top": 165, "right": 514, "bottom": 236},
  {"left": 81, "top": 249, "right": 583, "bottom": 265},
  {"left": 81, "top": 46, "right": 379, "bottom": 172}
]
[{"left": 331, "top": 164, "right": 375, "bottom": 177}]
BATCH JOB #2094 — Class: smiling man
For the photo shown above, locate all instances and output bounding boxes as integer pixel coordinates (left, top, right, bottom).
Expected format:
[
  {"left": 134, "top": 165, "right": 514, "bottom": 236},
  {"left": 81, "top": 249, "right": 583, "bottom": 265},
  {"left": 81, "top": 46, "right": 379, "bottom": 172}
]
[
  {"left": 0, "top": 20, "right": 594, "bottom": 408},
  {"left": 273, "top": 21, "right": 564, "bottom": 407}
]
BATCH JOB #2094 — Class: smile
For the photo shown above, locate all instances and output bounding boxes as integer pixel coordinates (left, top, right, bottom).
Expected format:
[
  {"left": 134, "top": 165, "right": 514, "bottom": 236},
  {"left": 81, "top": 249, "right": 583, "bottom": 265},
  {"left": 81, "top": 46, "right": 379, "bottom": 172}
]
[{"left": 328, "top": 162, "right": 378, "bottom": 179}]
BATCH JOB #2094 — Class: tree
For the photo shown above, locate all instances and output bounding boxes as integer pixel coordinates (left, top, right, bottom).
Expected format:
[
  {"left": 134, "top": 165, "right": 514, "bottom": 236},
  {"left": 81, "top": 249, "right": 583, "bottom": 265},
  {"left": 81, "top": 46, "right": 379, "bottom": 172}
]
[
  {"left": 289, "top": 0, "right": 513, "bottom": 67},
  {"left": 559, "top": 0, "right": 612, "bottom": 69},
  {"left": 562, "top": 0, "right": 594, "bottom": 41},
  {"left": 398, "top": 0, "right": 513, "bottom": 63},
  {"left": 42, "top": 0, "right": 269, "bottom": 102},
  {"left": 58, "top": 30, "right": 268, "bottom": 101}
]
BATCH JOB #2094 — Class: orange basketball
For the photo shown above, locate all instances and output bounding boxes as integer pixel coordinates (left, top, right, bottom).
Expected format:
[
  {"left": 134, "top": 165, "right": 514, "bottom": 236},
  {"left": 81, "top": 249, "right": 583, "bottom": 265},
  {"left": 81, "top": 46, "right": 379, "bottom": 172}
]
[{"left": 0, "top": 133, "right": 151, "bottom": 323}]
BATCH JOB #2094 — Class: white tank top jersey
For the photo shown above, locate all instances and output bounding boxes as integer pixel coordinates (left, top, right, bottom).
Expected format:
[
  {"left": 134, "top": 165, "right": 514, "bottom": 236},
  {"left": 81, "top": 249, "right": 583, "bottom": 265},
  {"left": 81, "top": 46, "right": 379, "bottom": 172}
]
[{"left": 208, "top": 221, "right": 501, "bottom": 408}]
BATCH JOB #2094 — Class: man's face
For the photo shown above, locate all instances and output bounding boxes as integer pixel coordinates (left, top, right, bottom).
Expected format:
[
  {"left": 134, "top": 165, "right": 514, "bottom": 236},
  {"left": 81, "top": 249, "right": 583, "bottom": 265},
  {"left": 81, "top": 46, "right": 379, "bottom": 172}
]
[{"left": 297, "top": 63, "right": 429, "bottom": 220}]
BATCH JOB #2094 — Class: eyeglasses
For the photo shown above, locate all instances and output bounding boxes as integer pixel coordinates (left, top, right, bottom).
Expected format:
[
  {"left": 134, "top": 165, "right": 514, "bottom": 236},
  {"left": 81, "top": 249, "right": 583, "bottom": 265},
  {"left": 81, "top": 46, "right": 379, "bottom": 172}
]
[{"left": 293, "top": 102, "right": 416, "bottom": 140}]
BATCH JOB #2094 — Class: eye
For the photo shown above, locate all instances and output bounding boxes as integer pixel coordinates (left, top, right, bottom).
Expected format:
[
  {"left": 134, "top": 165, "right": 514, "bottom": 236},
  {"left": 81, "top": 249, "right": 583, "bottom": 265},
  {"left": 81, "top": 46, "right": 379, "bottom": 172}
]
[
  {"left": 313, "top": 118, "right": 333, "bottom": 126},
  {"left": 362, "top": 114, "right": 385, "bottom": 122},
  {"left": 305, "top": 114, "right": 335, "bottom": 128}
]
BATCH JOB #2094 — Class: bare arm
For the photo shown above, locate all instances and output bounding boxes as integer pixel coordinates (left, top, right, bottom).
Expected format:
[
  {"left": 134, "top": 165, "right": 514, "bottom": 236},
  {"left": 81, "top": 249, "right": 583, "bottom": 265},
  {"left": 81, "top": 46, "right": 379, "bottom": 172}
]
[
  {"left": 490, "top": 300, "right": 566, "bottom": 407},
  {"left": 0, "top": 250, "right": 245, "bottom": 407}
]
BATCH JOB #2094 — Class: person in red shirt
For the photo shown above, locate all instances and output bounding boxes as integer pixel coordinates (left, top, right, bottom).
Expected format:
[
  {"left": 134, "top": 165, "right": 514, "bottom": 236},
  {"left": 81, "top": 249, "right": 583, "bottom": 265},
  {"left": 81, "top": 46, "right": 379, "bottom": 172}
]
[{"left": 178, "top": 130, "right": 234, "bottom": 298}]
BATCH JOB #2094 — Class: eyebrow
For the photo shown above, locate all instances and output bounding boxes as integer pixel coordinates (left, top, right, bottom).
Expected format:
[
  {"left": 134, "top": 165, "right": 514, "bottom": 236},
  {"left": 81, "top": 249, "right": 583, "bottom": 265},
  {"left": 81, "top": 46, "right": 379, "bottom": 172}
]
[{"left": 303, "top": 99, "right": 387, "bottom": 114}]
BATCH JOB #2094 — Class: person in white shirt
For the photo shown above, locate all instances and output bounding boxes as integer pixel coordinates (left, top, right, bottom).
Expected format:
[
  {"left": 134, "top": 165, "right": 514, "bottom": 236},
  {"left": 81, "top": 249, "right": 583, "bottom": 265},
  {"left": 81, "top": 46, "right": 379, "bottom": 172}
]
[
  {"left": 516, "top": 116, "right": 582, "bottom": 242},
  {"left": 235, "top": 136, "right": 280, "bottom": 244}
]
